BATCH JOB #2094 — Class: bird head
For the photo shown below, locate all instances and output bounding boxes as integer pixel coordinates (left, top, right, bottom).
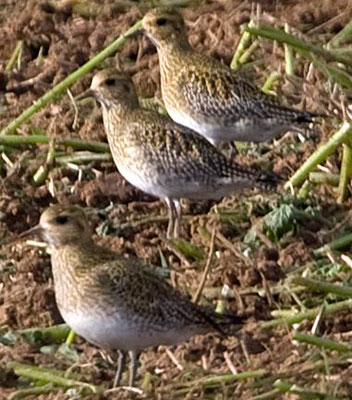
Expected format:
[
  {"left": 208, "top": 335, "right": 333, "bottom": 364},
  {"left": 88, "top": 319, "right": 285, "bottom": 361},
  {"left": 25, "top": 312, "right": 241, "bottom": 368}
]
[
  {"left": 76, "top": 69, "right": 139, "bottom": 109},
  {"left": 142, "top": 8, "right": 188, "bottom": 49},
  {"left": 20, "top": 205, "right": 92, "bottom": 248}
]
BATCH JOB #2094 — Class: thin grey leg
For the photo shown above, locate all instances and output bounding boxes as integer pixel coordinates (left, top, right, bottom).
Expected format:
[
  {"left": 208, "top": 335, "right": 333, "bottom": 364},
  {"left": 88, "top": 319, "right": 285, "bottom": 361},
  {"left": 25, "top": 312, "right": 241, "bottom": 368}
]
[
  {"left": 165, "top": 198, "right": 176, "bottom": 239},
  {"left": 113, "top": 349, "right": 126, "bottom": 388},
  {"left": 128, "top": 350, "right": 139, "bottom": 387},
  {"left": 229, "top": 141, "right": 238, "bottom": 158},
  {"left": 173, "top": 200, "right": 182, "bottom": 238}
]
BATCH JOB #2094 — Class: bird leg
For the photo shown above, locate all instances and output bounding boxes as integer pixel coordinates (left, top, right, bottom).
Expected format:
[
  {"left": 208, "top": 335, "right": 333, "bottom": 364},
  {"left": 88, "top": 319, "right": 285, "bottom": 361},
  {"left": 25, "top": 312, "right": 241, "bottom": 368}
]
[
  {"left": 113, "top": 349, "right": 127, "bottom": 388},
  {"left": 165, "top": 198, "right": 176, "bottom": 239},
  {"left": 128, "top": 350, "right": 139, "bottom": 387},
  {"left": 173, "top": 200, "right": 182, "bottom": 238}
]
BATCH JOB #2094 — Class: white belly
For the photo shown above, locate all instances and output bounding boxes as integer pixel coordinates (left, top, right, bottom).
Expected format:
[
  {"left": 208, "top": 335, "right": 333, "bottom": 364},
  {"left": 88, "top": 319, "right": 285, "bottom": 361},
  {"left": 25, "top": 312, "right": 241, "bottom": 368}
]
[
  {"left": 62, "top": 311, "right": 197, "bottom": 352},
  {"left": 166, "top": 107, "right": 292, "bottom": 145}
]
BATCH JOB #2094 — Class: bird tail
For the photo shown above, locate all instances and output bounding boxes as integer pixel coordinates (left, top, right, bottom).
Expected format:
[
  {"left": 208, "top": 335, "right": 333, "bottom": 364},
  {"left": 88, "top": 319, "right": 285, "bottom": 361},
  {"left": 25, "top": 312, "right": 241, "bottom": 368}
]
[
  {"left": 200, "top": 307, "right": 245, "bottom": 337},
  {"left": 228, "top": 163, "right": 283, "bottom": 191},
  {"left": 208, "top": 311, "right": 245, "bottom": 337}
]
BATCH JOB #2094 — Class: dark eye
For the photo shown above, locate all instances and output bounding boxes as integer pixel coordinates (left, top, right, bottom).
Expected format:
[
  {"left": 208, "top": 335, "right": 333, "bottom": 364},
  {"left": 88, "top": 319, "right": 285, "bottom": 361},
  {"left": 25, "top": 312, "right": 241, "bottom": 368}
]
[
  {"left": 156, "top": 18, "right": 167, "bottom": 26},
  {"left": 55, "top": 216, "right": 69, "bottom": 225},
  {"left": 105, "top": 78, "right": 116, "bottom": 86}
]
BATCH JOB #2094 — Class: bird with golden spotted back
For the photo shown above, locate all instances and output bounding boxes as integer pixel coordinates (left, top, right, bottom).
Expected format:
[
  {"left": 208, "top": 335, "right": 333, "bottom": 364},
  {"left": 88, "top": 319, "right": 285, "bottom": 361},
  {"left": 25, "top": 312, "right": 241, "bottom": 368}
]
[
  {"left": 20, "top": 204, "right": 245, "bottom": 387},
  {"left": 77, "top": 69, "right": 280, "bottom": 238},
  {"left": 142, "top": 8, "right": 322, "bottom": 148}
]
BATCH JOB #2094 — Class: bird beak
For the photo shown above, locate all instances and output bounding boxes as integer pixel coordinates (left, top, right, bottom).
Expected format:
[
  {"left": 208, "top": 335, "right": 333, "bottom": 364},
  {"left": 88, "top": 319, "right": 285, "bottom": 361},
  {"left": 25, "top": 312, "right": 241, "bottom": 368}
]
[
  {"left": 129, "top": 28, "right": 144, "bottom": 38},
  {"left": 19, "top": 224, "right": 44, "bottom": 241},
  {"left": 75, "top": 88, "right": 96, "bottom": 101}
]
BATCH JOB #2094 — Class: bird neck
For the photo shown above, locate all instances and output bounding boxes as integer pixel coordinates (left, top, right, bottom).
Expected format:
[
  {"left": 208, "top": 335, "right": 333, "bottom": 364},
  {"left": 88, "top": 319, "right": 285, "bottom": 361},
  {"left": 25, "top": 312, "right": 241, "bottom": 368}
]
[
  {"left": 50, "top": 240, "right": 111, "bottom": 312},
  {"left": 157, "top": 39, "right": 192, "bottom": 72}
]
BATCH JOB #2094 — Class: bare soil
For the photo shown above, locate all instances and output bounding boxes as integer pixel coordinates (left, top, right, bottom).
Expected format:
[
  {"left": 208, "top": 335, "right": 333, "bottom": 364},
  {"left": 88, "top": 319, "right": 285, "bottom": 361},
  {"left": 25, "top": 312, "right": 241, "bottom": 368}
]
[{"left": 1, "top": 0, "right": 352, "bottom": 399}]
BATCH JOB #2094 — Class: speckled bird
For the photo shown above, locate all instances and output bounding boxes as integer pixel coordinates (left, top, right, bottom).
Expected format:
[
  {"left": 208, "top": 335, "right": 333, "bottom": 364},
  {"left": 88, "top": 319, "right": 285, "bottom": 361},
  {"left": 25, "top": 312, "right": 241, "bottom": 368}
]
[
  {"left": 20, "top": 204, "right": 244, "bottom": 387},
  {"left": 77, "top": 69, "right": 280, "bottom": 238},
  {"left": 142, "top": 8, "right": 321, "bottom": 147}
]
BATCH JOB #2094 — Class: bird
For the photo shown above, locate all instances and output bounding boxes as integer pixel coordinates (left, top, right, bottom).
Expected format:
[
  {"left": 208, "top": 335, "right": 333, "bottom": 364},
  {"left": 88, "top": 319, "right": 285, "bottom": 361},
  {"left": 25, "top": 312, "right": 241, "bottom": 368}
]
[
  {"left": 20, "top": 204, "right": 245, "bottom": 387},
  {"left": 141, "top": 8, "right": 321, "bottom": 148},
  {"left": 76, "top": 68, "right": 280, "bottom": 238}
]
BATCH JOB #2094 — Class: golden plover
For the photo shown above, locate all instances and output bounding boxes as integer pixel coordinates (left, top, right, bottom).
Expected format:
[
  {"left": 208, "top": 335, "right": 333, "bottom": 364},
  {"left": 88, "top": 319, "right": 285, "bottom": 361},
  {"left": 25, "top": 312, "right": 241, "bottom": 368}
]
[
  {"left": 142, "top": 8, "right": 321, "bottom": 147},
  {"left": 20, "top": 204, "right": 244, "bottom": 387},
  {"left": 77, "top": 69, "right": 280, "bottom": 238}
]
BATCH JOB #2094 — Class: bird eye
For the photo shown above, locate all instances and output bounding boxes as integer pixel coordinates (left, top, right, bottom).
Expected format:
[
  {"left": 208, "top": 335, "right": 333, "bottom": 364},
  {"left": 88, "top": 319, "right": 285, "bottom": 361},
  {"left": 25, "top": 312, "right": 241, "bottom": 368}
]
[
  {"left": 55, "top": 216, "right": 69, "bottom": 225},
  {"left": 105, "top": 78, "right": 116, "bottom": 86},
  {"left": 156, "top": 18, "right": 167, "bottom": 26}
]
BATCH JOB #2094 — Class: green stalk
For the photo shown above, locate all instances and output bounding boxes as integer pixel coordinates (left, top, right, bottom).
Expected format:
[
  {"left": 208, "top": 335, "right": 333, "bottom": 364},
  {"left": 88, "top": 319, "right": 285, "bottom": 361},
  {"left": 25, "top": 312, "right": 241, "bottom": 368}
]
[
  {"left": 297, "top": 180, "right": 311, "bottom": 199},
  {"left": 194, "top": 370, "right": 266, "bottom": 386},
  {"left": 1, "top": 19, "right": 143, "bottom": 135},
  {"left": 238, "top": 40, "right": 260, "bottom": 67},
  {"left": 252, "top": 389, "right": 282, "bottom": 400},
  {"left": 56, "top": 151, "right": 112, "bottom": 164},
  {"left": 65, "top": 330, "right": 76, "bottom": 345},
  {"left": 17, "top": 324, "right": 70, "bottom": 343},
  {"left": 284, "top": 122, "right": 352, "bottom": 189},
  {"left": 5, "top": 41, "right": 23, "bottom": 72},
  {"left": 261, "top": 299, "right": 352, "bottom": 328},
  {"left": 309, "top": 172, "right": 340, "bottom": 186},
  {"left": 246, "top": 24, "right": 352, "bottom": 65},
  {"left": 293, "top": 331, "right": 352, "bottom": 353},
  {"left": 274, "top": 379, "right": 343, "bottom": 400},
  {"left": 33, "top": 142, "right": 55, "bottom": 186},
  {"left": 261, "top": 72, "right": 281, "bottom": 94},
  {"left": 0, "top": 135, "right": 110, "bottom": 153},
  {"left": 284, "top": 24, "right": 294, "bottom": 76},
  {"left": 230, "top": 20, "right": 255, "bottom": 71},
  {"left": 337, "top": 144, "right": 352, "bottom": 203},
  {"left": 328, "top": 18, "right": 352, "bottom": 48},
  {"left": 8, "top": 384, "right": 55, "bottom": 400},
  {"left": 314, "top": 232, "right": 352, "bottom": 256},
  {"left": 9, "top": 362, "right": 101, "bottom": 393},
  {"left": 291, "top": 276, "right": 352, "bottom": 298}
]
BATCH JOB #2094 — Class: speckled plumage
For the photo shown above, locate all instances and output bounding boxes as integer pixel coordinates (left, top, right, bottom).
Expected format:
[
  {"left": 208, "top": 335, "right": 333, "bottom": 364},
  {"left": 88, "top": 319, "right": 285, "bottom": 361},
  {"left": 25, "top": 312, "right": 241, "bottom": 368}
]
[
  {"left": 142, "top": 8, "right": 321, "bottom": 147},
  {"left": 20, "top": 204, "right": 244, "bottom": 387},
  {"left": 81, "top": 69, "right": 280, "bottom": 237}
]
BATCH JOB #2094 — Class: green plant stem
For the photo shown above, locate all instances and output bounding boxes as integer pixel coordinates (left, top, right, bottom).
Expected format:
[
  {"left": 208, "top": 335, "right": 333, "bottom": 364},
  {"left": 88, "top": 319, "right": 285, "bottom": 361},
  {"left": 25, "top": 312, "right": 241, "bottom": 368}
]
[
  {"left": 1, "top": 19, "right": 142, "bottom": 135},
  {"left": 230, "top": 20, "right": 255, "bottom": 71},
  {"left": 5, "top": 41, "right": 23, "bottom": 72},
  {"left": 337, "top": 144, "right": 352, "bottom": 203},
  {"left": 17, "top": 324, "right": 71, "bottom": 343},
  {"left": 297, "top": 180, "right": 311, "bottom": 199},
  {"left": 293, "top": 331, "right": 352, "bottom": 353},
  {"left": 252, "top": 389, "right": 282, "bottom": 400},
  {"left": 291, "top": 276, "right": 352, "bottom": 298},
  {"left": 261, "top": 299, "right": 352, "bottom": 328},
  {"left": 314, "top": 232, "right": 352, "bottom": 256},
  {"left": 238, "top": 40, "right": 260, "bottom": 66},
  {"left": 9, "top": 362, "right": 101, "bottom": 393},
  {"left": 261, "top": 72, "right": 281, "bottom": 94},
  {"left": 246, "top": 24, "right": 352, "bottom": 65},
  {"left": 193, "top": 370, "right": 266, "bottom": 387},
  {"left": 33, "top": 142, "right": 55, "bottom": 186},
  {"left": 273, "top": 379, "right": 343, "bottom": 400},
  {"left": 328, "top": 18, "right": 352, "bottom": 48},
  {"left": 56, "top": 151, "right": 112, "bottom": 164},
  {"left": 0, "top": 135, "right": 110, "bottom": 152},
  {"left": 284, "top": 122, "right": 352, "bottom": 189},
  {"left": 284, "top": 24, "right": 294, "bottom": 76},
  {"left": 309, "top": 172, "right": 340, "bottom": 186},
  {"left": 65, "top": 330, "right": 76, "bottom": 345},
  {"left": 8, "top": 384, "right": 55, "bottom": 400}
]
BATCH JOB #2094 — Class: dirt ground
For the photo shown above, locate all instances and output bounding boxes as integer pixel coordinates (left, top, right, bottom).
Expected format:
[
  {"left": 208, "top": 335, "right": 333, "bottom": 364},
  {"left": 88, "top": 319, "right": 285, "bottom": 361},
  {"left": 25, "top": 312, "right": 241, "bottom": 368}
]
[{"left": 1, "top": 0, "right": 352, "bottom": 399}]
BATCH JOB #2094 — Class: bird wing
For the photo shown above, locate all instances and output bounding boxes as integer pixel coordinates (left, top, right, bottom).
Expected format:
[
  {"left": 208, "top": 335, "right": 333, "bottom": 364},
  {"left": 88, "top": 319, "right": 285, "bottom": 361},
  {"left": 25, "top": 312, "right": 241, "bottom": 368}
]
[
  {"left": 95, "top": 257, "right": 215, "bottom": 330},
  {"left": 122, "top": 110, "right": 238, "bottom": 181},
  {"left": 180, "top": 63, "right": 319, "bottom": 124}
]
